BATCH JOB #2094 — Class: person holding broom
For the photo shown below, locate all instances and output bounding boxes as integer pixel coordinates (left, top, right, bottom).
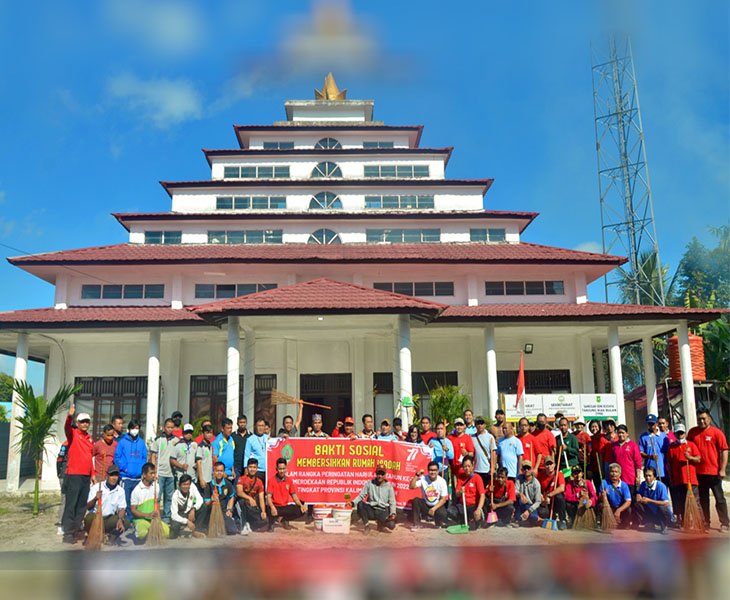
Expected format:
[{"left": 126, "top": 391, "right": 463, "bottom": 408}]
[
  {"left": 639, "top": 415, "right": 669, "bottom": 486},
  {"left": 565, "top": 465, "right": 597, "bottom": 527},
  {"left": 130, "top": 463, "right": 170, "bottom": 541},
  {"left": 667, "top": 423, "right": 701, "bottom": 527},
  {"left": 635, "top": 466, "right": 673, "bottom": 534},
  {"left": 599, "top": 463, "right": 632, "bottom": 528},
  {"left": 450, "top": 456, "right": 486, "bottom": 530},
  {"left": 486, "top": 467, "right": 516, "bottom": 527},
  {"left": 201, "top": 462, "right": 239, "bottom": 535},
  {"left": 83, "top": 464, "right": 130, "bottom": 546},
  {"left": 538, "top": 456, "right": 567, "bottom": 529}
]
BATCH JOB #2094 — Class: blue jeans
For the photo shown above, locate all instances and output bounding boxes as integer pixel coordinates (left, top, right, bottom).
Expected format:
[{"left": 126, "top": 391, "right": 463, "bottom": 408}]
[
  {"left": 159, "top": 476, "right": 175, "bottom": 523},
  {"left": 515, "top": 500, "right": 539, "bottom": 525},
  {"left": 122, "top": 478, "right": 140, "bottom": 514}
]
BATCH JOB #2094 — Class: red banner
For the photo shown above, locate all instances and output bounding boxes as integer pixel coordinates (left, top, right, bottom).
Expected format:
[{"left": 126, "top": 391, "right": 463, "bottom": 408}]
[{"left": 266, "top": 438, "right": 433, "bottom": 509}]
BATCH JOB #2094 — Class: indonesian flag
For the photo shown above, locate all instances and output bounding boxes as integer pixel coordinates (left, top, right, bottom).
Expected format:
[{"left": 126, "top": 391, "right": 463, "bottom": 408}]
[{"left": 516, "top": 352, "right": 525, "bottom": 409}]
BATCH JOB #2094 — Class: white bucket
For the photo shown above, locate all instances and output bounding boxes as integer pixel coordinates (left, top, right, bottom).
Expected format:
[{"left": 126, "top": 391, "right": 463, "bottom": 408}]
[
  {"left": 331, "top": 507, "right": 352, "bottom": 526},
  {"left": 313, "top": 506, "right": 332, "bottom": 520},
  {"left": 314, "top": 518, "right": 324, "bottom": 531}
]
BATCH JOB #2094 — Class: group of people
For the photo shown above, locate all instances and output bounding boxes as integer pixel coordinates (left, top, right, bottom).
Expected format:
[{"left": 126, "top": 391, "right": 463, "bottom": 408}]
[{"left": 57, "top": 402, "right": 728, "bottom": 545}]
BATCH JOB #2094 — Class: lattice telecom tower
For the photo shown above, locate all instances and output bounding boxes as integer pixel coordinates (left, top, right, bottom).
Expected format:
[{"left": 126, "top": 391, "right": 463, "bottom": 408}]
[{"left": 592, "top": 35, "right": 665, "bottom": 305}]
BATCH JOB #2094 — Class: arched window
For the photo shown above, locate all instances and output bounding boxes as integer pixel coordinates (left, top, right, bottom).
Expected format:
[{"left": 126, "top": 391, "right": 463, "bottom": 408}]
[
  {"left": 309, "top": 191, "right": 342, "bottom": 210},
  {"left": 308, "top": 229, "right": 342, "bottom": 244},
  {"left": 315, "top": 137, "right": 342, "bottom": 149},
  {"left": 311, "top": 161, "right": 342, "bottom": 178}
]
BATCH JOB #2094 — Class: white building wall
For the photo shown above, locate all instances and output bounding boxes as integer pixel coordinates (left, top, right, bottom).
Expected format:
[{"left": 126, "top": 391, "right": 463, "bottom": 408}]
[{"left": 247, "top": 133, "right": 413, "bottom": 149}]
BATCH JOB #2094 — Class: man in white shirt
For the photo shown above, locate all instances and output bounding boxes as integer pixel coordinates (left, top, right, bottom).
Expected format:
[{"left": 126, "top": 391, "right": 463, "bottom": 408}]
[
  {"left": 409, "top": 461, "right": 449, "bottom": 529},
  {"left": 83, "top": 464, "right": 129, "bottom": 544},
  {"left": 170, "top": 474, "right": 206, "bottom": 539},
  {"left": 130, "top": 462, "right": 170, "bottom": 540}
]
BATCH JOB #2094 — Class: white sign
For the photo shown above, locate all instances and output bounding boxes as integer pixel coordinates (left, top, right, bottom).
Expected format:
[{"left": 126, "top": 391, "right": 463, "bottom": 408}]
[
  {"left": 543, "top": 394, "right": 581, "bottom": 419},
  {"left": 579, "top": 394, "right": 619, "bottom": 420},
  {"left": 504, "top": 394, "right": 544, "bottom": 420}
]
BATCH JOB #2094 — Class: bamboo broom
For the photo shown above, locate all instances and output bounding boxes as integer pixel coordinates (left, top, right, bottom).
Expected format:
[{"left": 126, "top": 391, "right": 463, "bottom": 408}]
[
  {"left": 682, "top": 459, "right": 705, "bottom": 534},
  {"left": 597, "top": 460, "right": 617, "bottom": 531},
  {"left": 271, "top": 389, "right": 331, "bottom": 410},
  {"left": 146, "top": 478, "right": 166, "bottom": 546},
  {"left": 572, "top": 477, "right": 597, "bottom": 530},
  {"left": 207, "top": 487, "right": 227, "bottom": 538},
  {"left": 85, "top": 462, "right": 106, "bottom": 551}
]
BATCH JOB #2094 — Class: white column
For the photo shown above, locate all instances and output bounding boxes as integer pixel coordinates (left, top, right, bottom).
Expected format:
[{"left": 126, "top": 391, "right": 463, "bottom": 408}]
[
  {"left": 397, "top": 314, "right": 412, "bottom": 428},
  {"left": 171, "top": 275, "right": 183, "bottom": 310},
  {"left": 469, "top": 331, "right": 487, "bottom": 417},
  {"left": 677, "top": 321, "right": 698, "bottom": 428},
  {"left": 227, "top": 317, "right": 240, "bottom": 421},
  {"left": 6, "top": 332, "right": 29, "bottom": 492},
  {"left": 578, "top": 336, "right": 595, "bottom": 393},
  {"left": 642, "top": 336, "right": 658, "bottom": 416},
  {"left": 594, "top": 348, "right": 606, "bottom": 393},
  {"left": 351, "top": 337, "right": 366, "bottom": 421},
  {"left": 146, "top": 330, "right": 161, "bottom": 444},
  {"left": 485, "top": 324, "right": 498, "bottom": 418},
  {"left": 54, "top": 274, "right": 68, "bottom": 310},
  {"left": 243, "top": 325, "right": 256, "bottom": 420},
  {"left": 466, "top": 275, "right": 479, "bottom": 307},
  {"left": 607, "top": 325, "right": 626, "bottom": 425}
]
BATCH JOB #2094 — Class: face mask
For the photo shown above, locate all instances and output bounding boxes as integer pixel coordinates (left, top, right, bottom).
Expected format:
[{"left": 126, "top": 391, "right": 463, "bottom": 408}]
[
  {"left": 536, "top": 422, "right": 546, "bottom": 430},
  {"left": 129, "top": 429, "right": 139, "bottom": 438},
  {"left": 679, "top": 438, "right": 687, "bottom": 445}
]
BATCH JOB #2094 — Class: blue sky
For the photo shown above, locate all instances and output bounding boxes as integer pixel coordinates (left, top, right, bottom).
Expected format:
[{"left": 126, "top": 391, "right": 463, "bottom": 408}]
[{"left": 0, "top": 2, "right": 727, "bottom": 323}]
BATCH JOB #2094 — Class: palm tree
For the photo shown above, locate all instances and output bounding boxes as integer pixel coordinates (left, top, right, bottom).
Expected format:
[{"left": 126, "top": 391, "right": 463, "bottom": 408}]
[{"left": 12, "top": 380, "right": 81, "bottom": 515}]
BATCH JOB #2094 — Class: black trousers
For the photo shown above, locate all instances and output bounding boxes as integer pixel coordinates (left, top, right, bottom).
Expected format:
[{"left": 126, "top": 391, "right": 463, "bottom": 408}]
[
  {"left": 268, "top": 504, "right": 306, "bottom": 525},
  {"left": 357, "top": 503, "right": 395, "bottom": 529},
  {"left": 448, "top": 502, "right": 485, "bottom": 529},
  {"left": 412, "top": 497, "right": 448, "bottom": 526},
  {"left": 83, "top": 513, "right": 129, "bottom": 534},
  {"left": 197, "top": 503, "right": 238, "bottom": 535},
  {"left": 670, "top": 484, "right": 701, "bottom": 521},
  {"left": 485, "top": 503, "right": 514, "bottom": 525},
  {"left": 62, "top": 474, "right": 90, "bottom": 536},
  {"left": 239, "top": 500, "right": 268, "bottom": 530},
  {"left": 697, "top": 474, "right": 729, "bottom": 527},
  {"left": 539, "top": 493, "right": 567, "bottom": 521},
  {"left": 634, "top": 502, "right": 672, "bottom": 529}
]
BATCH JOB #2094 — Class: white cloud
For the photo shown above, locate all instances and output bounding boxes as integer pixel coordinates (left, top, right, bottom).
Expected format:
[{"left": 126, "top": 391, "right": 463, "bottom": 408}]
[
  {"left": 575, "top": 241, "right": 604, "bottom": 254},
  {"left": 107, "top": 73, "right": 202, "bottom": 128},
  {"left": 103, "top": 0, "right": 205, "bottom": 59}
]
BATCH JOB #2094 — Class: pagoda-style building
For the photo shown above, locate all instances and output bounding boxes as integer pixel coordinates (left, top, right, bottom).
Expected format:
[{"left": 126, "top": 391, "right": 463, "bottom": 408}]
[{"left": 1, "top": 75, "right": 721, "bottom": 490}]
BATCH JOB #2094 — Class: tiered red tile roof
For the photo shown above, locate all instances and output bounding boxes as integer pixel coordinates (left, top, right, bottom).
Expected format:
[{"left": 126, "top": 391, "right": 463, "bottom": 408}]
[
  {"left": 8, "top": 242, "right": 626, "bottom": 266},
  {"left": 0, "top": 306, "right": 205, "bottom": 328}
]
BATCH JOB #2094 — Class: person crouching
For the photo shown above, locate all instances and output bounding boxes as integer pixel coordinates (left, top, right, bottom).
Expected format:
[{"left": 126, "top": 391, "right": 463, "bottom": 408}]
[
  {"left": 354, "top": 463, "right": 397, "bottom": 533},
  {"left": 170, "top": 474, "right": 206, "bottom": 539}
]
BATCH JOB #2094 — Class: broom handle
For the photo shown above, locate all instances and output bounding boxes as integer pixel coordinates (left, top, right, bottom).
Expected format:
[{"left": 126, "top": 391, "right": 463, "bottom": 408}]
[
  {"left": 686, "top": 459, "right": 692, "bottom": 492},
  {"left": 462, "top": 485, "right": 468, "bottom": 528},
  {"left": 548, "top": 447, "right": 562, "bottom": 521},
  {"left": 298, "top": 400, "right": 332, "bottom": 410}
]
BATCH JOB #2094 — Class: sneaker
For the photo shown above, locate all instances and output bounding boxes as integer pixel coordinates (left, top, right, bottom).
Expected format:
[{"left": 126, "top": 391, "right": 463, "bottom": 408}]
[
  {"left": 720, "top": 524, "right": 729, "bottom": 533},
  {"left": 57, "top": 526, "right": 64, "bottom": 536},
  {"left": 510, "top": 522, "right": 520, "bottom": 528},
  {"left": 62, "top": 535, "right": 76, "bottom": 545},
  {"left": 192, "top": 531, "right": 206, "bottom": 539},
  {"left": 244, "top": 522, "right": 252, "bottom": 534},
  {"left": 240, "top": 525, "right": 249, "bottom": 536},
  {"left": 558, "top": 521, "right": 567, "bottom": 531},
  {"left": 117, "top": 530, "right": 133, "bottom": 547}
]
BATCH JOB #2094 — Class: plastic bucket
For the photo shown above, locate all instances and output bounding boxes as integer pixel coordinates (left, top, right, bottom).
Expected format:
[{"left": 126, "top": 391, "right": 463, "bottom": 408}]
[
  {"left": 314, "top": 518, "right": 324, "bottom": 531},
  {"left": 331, "top": 507, "right": 352, "bottom": 525},
  {"left": 313, "top": 506, "right": 332, "bottom": 520}
]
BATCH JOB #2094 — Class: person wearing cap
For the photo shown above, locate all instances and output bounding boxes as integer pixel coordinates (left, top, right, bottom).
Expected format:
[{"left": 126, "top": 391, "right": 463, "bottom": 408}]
[
  {"left": 537, "top": 456, "right": 567, "bottom": 529},
  {"left": 635, "top": 466, "right": 672, "bottom": 534},
  {"left": 448, "top": 417, "right": 475, "bottom": 481},
  {"left": 84, "top": 464, "right": 130, "bottom": 545},
  {"left": 514, "top": 459, "right": 542, "bottom": 526},
  {"left": 497, "top": 422, "right": 524, "bottom": 480},
  {"left": 486, "top": 467, "right": 516, "bottom": 526},
  {"left": 667, "top": 423, "right": 701, "bottom": 526},
  {"left": 170, "top": 473, "right": 206, "bottom": 539},
  {"left": 171, "top": 411, "right": 184, "bottom": 439},
  {"left": 573, "top": 419, "right": 591, "bottom": 470},
  {"left": 471, "top": 417, "right": 497, "bottom": 487},
  {"left": 639, "top": 414, "right": 669, "bottom": 483},
  {"left": 610, "top": 425, "right": 643, "bottom": 510},
  {"left": 556, "top": 417, "right": 579, "bottom": 468},
  {"left": 114, "top": 419, "right": 148, "bottom": 511},
  {"left": 195, "top": 425, "right": 215, "bottom": 491},
  {"left": 656, "top": 417, "right": 676, "bottom": 487},
  {"left": 353, "top": 463, "right": 397, "bottom": 533},
  {"left": 61, "top": 404, "right": 94, "bottom": 544},
  {"left": 244, "top": 418, "right": 270, "bottom": 483},
  {"left": 332, "top": 416, "right": 358, "bottom": 439},
  {"left": 376, "top": 419, "right": 398, "bottom": 441},
  {"left": 236, "top": 458, "right": 268, "bottom": 534},
  {"left": 409, "top": 460, "right": 449, "bottom": 529},
  {"left": 564, "top": 465, "right": 597, "bottom": 527},
  {"left": 150, "top": 418, "right": 179, "bottom": 523},
  {"left": 305, "top": 414, "right": 330, "bottom": 437},
  {"left": 599, "top": 420, "right": 619, "bottom": 477},
  {"left": 687, "top": 408, "right": 729, "bottom": 532},
  {"left": 427, "top": 422, "right": 454, "bottom": 480},
  {"left": 92, "top": 424, "right": 118, "bottom": 482},
  {"left": 490, "top": 409, "right": 506, "bottom": 441},
  {"left": 266, "top": 458, "right": 309, "bottom": 531},
  {"left": 599, "top": 463, "right": 632, "bottom": 528},
  {"left": 171, "top": 424, "right": 198, "bottom": 485}
]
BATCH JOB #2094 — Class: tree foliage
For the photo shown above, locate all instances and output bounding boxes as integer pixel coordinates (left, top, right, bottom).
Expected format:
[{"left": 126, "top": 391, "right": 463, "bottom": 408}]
[
  {"left": 671, "top": 225, "right": 730, "bottom": 308},
  {"left": 0, "top": 373, "right": 13, "bottom": 404},
  {"left": 427, "top": 385, "right": 472, "bottom": 428}
]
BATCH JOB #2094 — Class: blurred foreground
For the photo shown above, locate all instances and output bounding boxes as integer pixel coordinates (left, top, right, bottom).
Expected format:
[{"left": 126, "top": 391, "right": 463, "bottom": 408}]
[{"left": 0, "top": 536, "right": 727, "bottom": 600}]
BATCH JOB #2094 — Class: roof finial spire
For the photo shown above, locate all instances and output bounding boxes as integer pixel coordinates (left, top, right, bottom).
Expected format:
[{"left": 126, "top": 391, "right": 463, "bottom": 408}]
[{"left": 315, "top": 72, "right": 347, "bottom": 100}]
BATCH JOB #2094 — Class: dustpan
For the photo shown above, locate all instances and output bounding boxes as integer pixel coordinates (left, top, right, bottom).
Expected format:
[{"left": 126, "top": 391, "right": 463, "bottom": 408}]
[{"left": 446, "top": 486, "right": 470, "bottom": 534}]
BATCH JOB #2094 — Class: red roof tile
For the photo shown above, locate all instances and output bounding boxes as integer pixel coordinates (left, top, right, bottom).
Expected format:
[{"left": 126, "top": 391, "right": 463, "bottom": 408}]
[
  {"left": 192, "top": 277, "right": 447, "bottom": 316},
  {"left": 0, "top": 306, "right": 205, "bottom": 329},
  {"left": 437, "top": 302, "right": 726, "bottom": 324},
  {"left": 8, "top": 242, "right": 626, "bottom": 266}
]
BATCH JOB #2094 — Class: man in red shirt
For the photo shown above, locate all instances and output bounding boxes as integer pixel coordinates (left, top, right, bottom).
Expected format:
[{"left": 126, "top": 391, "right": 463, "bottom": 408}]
[
  {"left": 667, "top": 423, "right": 701, "bottom": 527},
  {"left": 537, "top": 456, "right": 567, "bottom": 528},
  {"left": 517, "top": 417, "right": 535, "bottom": 466},
  {"left": 266, "top": 457, "right": 309, "bottom": 530},
  {"left": 573, "top": 419, "right": 591, "bottom": 468},
  {"left": 531, "top": 413, "right": 556, "bottom": 473},
  {"left": 332, "top": 416, "right": 358, "bottom": 439},
  {"left": 171, "top": 411, "right": 184, "bottom": 439},
  {"left": 62, "top": 404, "right": 94, "bottom": 544},
  {"left": 687, "top": 409, "right": 729, "bottom": 531},
  {"left": 92, "top": 424, "right": 118, "bottom": 482},
  {"left": 450, "top": 456, "right": 485, "bottom": 530},
  {"left": 599, "top": 420, "right": 619, "bottom": 479},
  {"left": 486, "top": 466, "right": 516, "bottom": 526},
  {"left": 236, "top": 458, "right": 267, "bottom": 534},
  {"left": 448, "top": 418, "right": 475, "bottom": 478}
]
